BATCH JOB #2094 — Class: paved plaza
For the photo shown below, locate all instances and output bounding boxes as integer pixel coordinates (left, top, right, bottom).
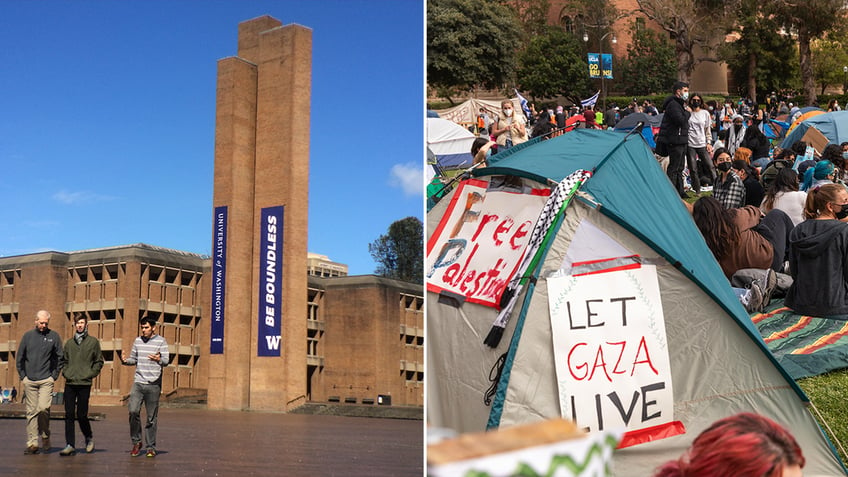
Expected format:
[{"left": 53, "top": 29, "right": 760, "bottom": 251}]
[{"left": 0, "top": 404, "right": 423, "bottom": 476}]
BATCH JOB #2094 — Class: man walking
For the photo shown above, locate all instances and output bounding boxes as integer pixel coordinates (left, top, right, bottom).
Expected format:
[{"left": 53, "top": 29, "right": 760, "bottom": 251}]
[
  {"left": 59, "top": 313, "right": 104, "bottom": 456},
  {"left": 16, "top": 310, "right": 63, "bottom": 454},
  {"left": 657, "top": 81, "right": 691, "bottom": 198},
  {"left": 120, "top": 316, "right": 169, "bottom": 458}
]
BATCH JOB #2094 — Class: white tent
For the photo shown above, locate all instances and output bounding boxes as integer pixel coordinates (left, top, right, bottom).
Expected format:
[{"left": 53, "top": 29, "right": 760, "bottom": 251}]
[
  {"left": 427, "top": 130, "right": 847, "bottom": 476},
  {"left": 427, "top": 117, "right": 477, "bottom": 170}
]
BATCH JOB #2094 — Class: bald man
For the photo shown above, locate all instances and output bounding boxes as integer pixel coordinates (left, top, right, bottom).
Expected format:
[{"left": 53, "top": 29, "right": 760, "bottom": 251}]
[{"left": 16, "top": 310, "right": 63, "bottom": 454}]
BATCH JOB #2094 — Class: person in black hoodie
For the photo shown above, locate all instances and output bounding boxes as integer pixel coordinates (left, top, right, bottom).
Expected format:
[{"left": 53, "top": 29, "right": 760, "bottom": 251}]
[
  {"left": 657, "top": 81, "right": 691, "bottom": 198},
  {"left": 786, "top": 183, "right": 848, "bottom": 316}
]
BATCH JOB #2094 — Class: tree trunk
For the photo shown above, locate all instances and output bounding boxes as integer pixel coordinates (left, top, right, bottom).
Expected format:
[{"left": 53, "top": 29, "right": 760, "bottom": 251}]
[
  {"left": 798, "top": 28, "right": 817, "bottom": 106},
  {"left": 676, "top": 37, "right": 692, "bottom": 83},
  {"left": 747, "top": 51, "right": 757, "bottom": 103}
]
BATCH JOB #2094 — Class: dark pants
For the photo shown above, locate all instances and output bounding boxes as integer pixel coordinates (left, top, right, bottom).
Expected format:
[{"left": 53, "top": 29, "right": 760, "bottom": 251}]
[
  {"left": 64, "top": 384, "right": 92, "bottom": 447},
  {"left": 688, "top": 146, "right": 716, "bottom": 188},
  {"left": 755, "top": 208, "right": 795, "bottom": 272},
  {"left": 128, "top": 382, "right": 161, "bottom": 450},
  {"left": 666, "top": 143, "right": 687, "bottom": 197}
]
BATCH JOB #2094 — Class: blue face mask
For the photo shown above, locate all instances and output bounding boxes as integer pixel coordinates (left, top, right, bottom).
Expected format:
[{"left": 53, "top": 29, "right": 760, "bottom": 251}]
[{"left": 843, "top": 151, "right": 848, "bottom": 160}]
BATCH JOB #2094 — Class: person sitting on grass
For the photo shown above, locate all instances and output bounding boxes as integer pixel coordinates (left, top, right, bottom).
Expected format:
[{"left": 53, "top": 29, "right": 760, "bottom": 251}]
[
  {"left": 711, "top": 148, "right": 746, "bottom": 209},
  {"left": 786, "top": 183, "right": 848, "bottom": 317},
  {"left": 652, "top": 413, "right": 804, "bottom": 477}
]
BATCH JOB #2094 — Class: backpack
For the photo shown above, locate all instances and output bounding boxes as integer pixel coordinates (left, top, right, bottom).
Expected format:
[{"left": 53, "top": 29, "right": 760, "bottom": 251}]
[{"left": 760, "top": 160, "right": 788, "bottom": 189}]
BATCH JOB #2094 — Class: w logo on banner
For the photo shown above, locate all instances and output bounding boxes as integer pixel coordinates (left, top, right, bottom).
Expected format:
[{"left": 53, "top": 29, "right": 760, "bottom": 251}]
[{"left": 581, "top": 91, "right": 600, "bottom": 109}]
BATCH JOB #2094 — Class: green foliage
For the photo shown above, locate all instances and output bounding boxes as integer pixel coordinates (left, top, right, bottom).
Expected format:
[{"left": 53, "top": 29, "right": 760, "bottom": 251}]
[
  {"left": 428, "top": 0, "right": 522, "bottom": 99},
  {"left": 368, "top": 216, "right": 423, "bottom": 284},
  {"left": 719, "top": 0, "right": 800, "bottom": 102},
  {"left": 616, "top": 22, "right": 676, "bottom": 96},
  {"left": 510, "top": 0, "right": 551, "bottom": 41},
  {"left": 516, "top": 27, "right": 591, "bottom": 101},
  {"left": 812, "top": 35, "right": 848, "bottom": 95}
]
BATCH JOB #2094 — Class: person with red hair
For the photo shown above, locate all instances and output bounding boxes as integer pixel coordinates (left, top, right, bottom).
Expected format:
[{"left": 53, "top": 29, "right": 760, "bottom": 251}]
[{"left": 652, "top": 413, "right": 804, "bottom": 477}]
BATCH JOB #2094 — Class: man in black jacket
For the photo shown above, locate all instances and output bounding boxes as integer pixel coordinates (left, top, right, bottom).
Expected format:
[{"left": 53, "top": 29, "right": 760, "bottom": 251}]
[{"left": 657, "top": 81, "right": 691, "bottom": 198}]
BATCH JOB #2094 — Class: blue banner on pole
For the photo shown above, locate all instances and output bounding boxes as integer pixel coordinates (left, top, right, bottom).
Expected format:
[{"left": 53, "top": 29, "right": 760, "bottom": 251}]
[
  {"left": 601, "top": 53, "right": 613, "bottom": 79},
  {"left": 587, "top": 53, "right": 600, "bottom": 79},
  {"left": 210, "top": 206, "right": 227, "bottom": 354},
  {"left": 258, "top": 206, "right": 284, "bottom": 357}
]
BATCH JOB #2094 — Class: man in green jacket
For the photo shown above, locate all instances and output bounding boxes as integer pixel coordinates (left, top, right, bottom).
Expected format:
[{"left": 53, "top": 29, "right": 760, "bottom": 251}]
[{"left": 58, "top": 313, "right": 104, "bottom": 456}]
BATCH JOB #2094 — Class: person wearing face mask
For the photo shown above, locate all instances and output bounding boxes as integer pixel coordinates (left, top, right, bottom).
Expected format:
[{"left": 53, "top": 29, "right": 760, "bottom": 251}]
[
  {"left": 492, "top": 100, "right": 527, "bottom": 150},
  {"left": 686, "top": 93, "right": 714, "bottom": 192},
  {"left": 720, "top": 100, "right": 736, "bottom": 132},
  {"left": 725, "top": 114, "right": 746, "bottom": 156},
  {"left": 656, "top": 81, "right": 691, "bottom": 198},
  {"left": 827, "top": 99, "right": 841, "bottom": 112},
  {"left": 786, "top": 183, "right": 848, "bottom": 316},
  {"left": 712, "top": 148, "right": 746, "bottom": 209}
]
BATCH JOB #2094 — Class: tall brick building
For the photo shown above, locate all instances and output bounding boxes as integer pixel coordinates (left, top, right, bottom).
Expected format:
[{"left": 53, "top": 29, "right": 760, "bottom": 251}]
[{"left": 0, "top": 15, "right": 423, "bottom": 410}]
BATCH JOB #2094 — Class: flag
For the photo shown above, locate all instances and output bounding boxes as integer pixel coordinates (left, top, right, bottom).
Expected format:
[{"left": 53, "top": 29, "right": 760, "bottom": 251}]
[
  {"left": 580, "top": 91, "right": 600, "bottom": 109},
  {"left": 514, "top": 89, "right": 532, "bottom": 120}
]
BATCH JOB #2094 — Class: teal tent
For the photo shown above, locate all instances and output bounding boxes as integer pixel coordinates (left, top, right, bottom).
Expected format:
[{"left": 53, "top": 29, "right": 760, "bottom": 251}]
[
  {"left": 427, "top": 129, "right": 846, "bottom": 476},
  {"left": 781, "top": 110, "right": 848, "bottom": 150}
]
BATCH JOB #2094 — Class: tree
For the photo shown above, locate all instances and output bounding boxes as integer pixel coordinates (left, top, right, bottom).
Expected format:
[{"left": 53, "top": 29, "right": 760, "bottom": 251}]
[
  {"left": 719, "top": 0, "right": 798, "bottom": 102},
  {"left": 427, "top": 0, "right": 522, "bottom": 103},
  {"left": 769, "top": 0, "right": 846, "bottom": 106},
  {"left": 368, "top": 217, "right": 423, "bottom": 284},
  {"left": 509, "top": 0, "right": 551, "bottom": 41},
  {"left": 812, "top": 36, "right": 848, "bottom": 95},
  {"left": 617, "top": 20, "right": 677, "bottom": 96},
  {"left": 634, "top": 0, "right": 731, "bottom": 83},
  {"left": 516, "top": 26, "right": 591, "bottom": 102}
]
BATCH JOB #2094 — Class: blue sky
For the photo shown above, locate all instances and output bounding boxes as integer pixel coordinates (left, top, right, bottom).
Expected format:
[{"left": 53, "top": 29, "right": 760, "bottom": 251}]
[{"left": 0, "top": 0, "right": 424, "bottom": 275}]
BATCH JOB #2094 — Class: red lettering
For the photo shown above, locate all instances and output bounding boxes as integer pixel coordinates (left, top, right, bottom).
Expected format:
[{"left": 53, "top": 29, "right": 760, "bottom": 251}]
[
  {"left": 471, "top": 214, "right": 498, "bottom": 242},
  {"left": 632, "top": 336, "right": 659, "bottom": 376},
  {"left": 492, "top": 218, "right": 514, "bottom": 246},
  {"left": 509, "top": 221, "right": 531, "bottom": 250},
  {"left": 608, "top": 341, "right": 628, "bottom": 375},
  {"left": 568, "top": 342, "right": 588, "bottom": 380},
  {"left": 590, "top": 346, "right": 613, "bottom": 382}
]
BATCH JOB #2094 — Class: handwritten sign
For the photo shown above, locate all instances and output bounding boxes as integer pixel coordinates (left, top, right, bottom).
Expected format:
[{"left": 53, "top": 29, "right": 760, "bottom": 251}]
[
  {"left": 548, "top": 264, "right": 677, "bottom": 444},
  {"left": 426, "top": 179, "right": 549, "bottom": 308}
]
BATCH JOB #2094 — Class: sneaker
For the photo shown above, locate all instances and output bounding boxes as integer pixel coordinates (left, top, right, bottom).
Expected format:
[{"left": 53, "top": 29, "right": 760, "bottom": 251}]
[
  {"left": 745, "top": 283, "right": 765, "bottom": 313},
  {"left": 130, "top": 442, "right": 143, "bottom": 457},
  {"left": 146, "top": 448, "right": 156, "bottom": 458},
  {"left": 760, "top": 269, "right": 777, "bottom": 309},
  {"left": 59, "top": 445, "right": 76, "bottom": 456},
  {"left": 24, "top": 445, "right": 40, "bottom": 455},
  {"left": 41, "top": 437, "right": 50, "bottom": 451},
  {"left": 85, "top": 438, "right": 95, "bottom": 453}
]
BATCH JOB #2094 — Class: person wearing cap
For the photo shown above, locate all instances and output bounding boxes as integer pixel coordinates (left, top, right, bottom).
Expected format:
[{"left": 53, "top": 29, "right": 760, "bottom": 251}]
[{"left": 656, "top": 81, "right": 691, "bottom": 198}]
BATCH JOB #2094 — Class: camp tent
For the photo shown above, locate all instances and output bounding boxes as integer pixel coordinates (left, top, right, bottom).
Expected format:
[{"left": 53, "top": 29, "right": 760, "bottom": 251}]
[
  {"left": 612, "top": 112, "right": 657, "bottom": 148},
  {"left": 433, "top": 98, "right": 524, "bottom": 125},
  {"left": 427, "top": 129, "right": 847, "bottom": 476},
  {"left": 781, "top": 110, "right": 848, "bottom": 151},
  {"left": 427, "top": 117, "right": 477, "bottom": 170}
]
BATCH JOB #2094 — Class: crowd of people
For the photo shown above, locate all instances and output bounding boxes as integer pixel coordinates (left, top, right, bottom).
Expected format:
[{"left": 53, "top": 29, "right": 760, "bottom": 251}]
[{"left": 645, "top": 82, "right": 848, "bottom": 317}]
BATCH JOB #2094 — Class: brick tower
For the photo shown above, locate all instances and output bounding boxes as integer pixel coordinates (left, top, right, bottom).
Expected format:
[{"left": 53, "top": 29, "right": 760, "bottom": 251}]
[{"left": 207, "top": 15, "right": 311, "bottom": 411}]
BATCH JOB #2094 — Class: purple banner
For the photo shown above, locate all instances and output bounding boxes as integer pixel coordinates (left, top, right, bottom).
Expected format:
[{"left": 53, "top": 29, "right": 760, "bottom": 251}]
[
  {"left": 211, "top": 206, "right": 227, "bottom": 354},
  {"left": 258, "top": 206, "right": 284, "bottom": 356}
]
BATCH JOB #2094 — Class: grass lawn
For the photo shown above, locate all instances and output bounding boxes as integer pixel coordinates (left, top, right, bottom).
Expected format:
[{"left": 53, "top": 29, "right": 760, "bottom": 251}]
[{"left": 798, "top": 369, "right": 848, "bottom": 465}]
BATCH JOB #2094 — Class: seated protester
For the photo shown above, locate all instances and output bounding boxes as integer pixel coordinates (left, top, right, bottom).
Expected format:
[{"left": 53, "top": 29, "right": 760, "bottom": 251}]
[
  {"left": 713, "top": 128, "right": 728, "bottom": 151},
  {"left": 760, "top": 147, "right": 795, "bottom": 190},
  {"left": 740, "top": 125, "right": 771, "bottom": 169},
  {"left": 470, "top": 137, "right": 496, "bottom": 166},
  {"left": 800, "top": 160, "right": 836, "bottom": 192},
  {"left": 652, "top": 413, "right": 805, "bottom": 477},
  {"left": 712, "top": 148, "right": 746, "bottom": 209},
  {"left": 786, "top": 183, "right": 848, "bottom": 317},
  {"left": 693, "top": 196, "right": 792, "bottom": 280},
  {"left": 733, "top": 146, "right": 752, "bottom": 164},
  {"left": 820, "top": 143, "right": 846, "bottom": 184},
  {"left": 732, "top": 160, "right": 764, "bottom": 207},
  {"left": 761, "top": 167, "right": 807, "bottom": 226}
]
